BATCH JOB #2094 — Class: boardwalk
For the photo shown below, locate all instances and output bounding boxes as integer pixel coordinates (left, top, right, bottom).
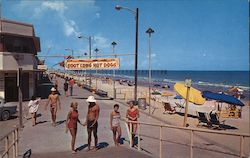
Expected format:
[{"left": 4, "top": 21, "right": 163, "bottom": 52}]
[
  {"left": 16, "top": 77, "right": 249, "bottom": 158},
  {"left": 18, "top": 77, "right": 152, "bottom": 158}
]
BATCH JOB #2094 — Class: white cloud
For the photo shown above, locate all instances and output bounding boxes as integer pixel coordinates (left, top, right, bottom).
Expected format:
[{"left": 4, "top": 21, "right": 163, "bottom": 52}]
[
  {"left": 146, "top": 53, "right": 156, "bottom": 58},
  {"left": 96, "top": 13, "right": 100, "bottom": 18},
  {"left": 93, "top": 35, "right": 110, "bottom": 49},
  {"left": 63, "top": 19, "right": 79, "bottom": 37},
  {"left": 42, "top": 1, "right": 67, "bottom": 12},
  {"left": 40, "top": 1, "right": 78, "bottom": 37}
]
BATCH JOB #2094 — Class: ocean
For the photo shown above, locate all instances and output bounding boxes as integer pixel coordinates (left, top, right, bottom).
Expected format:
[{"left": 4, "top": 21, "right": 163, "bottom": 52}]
[
  {"left": 68, "top": 70, "right": 249, "bottom": 100},
  {"left": 98, "top": 70, "right": 249, "bottom": 98}
]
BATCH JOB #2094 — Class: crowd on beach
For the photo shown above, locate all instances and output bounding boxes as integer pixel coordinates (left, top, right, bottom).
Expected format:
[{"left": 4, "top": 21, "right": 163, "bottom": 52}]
[{"left": 27, "top": 75, "right": 139, "bottom": 154}]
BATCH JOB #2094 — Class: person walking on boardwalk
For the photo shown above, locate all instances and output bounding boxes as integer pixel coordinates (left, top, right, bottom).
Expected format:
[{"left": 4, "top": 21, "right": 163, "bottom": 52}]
[
  {"left": 69, "top": 78, "right": 74, "bottom": 96},
  {"left": 28, "top": 96, "right": 41, "bottom": 126},
  {"left": 66, "top": 102, "right": 84, "bottom": 154},
  {"left": 45, "top": 87, "right": 61, "bottom": 126},
  {"left": 126, "top": 101, "right": 139, "bottom": 147},
  {"left": 110, "top": 104, "right": 122, "bottom": 146},
  {"left": 84, "top": 96, "right": 100, "bottom": 151},
  {"left": 64, "top": 79, "right": 69, "bottom": 97}
]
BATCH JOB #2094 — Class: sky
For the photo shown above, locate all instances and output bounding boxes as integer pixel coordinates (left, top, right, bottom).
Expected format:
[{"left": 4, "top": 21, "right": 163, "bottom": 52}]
[{"left": 1, "top": 0, "right": 249, "bottom": 70}]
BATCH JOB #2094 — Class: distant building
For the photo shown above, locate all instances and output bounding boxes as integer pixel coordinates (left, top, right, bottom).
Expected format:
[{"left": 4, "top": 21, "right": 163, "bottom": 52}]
[{"left": 0, "top": 19, "right": 41, "bottom": 101}]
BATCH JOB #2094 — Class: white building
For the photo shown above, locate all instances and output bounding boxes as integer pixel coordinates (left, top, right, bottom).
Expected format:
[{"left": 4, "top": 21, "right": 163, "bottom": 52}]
[{"left": 0, "top": 19, "right": 41, "bottom": 101}]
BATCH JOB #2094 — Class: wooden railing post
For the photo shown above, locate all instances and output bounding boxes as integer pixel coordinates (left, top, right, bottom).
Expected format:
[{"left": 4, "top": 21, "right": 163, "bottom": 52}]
[
  {"left": 240, "top": 136, "right": 244, "bottom": 158},
  {"left": 129, "top": 122, "right": 133, "bottom": 148},
  {"left": 12, "top": 131, "right": 15, "bottom": 158},
  {"left": 190, "top": 130, "right": 194, "bottom": 158},
  {"left": 138, "top": 123, "right": 141, "bottom": 151},
  {"left": 15, "top": 129, "right": 19, "bottom": 157},
  {"left": 160, "top": 126, "right": 162, "bottom": 158},
  {"left": 5, "top": 136, "right": 9, "bottom": 158}
]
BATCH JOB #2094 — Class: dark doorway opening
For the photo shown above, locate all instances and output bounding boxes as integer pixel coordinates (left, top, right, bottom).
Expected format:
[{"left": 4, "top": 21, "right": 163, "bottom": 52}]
[{"left": 5, "top": 77, "right": 18, "bottom": 102}]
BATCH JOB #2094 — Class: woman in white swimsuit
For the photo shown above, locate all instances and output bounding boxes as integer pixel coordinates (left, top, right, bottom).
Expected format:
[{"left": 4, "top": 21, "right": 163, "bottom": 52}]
[{"left": 110, "top": 104, "right": 122, "bottom": 146}]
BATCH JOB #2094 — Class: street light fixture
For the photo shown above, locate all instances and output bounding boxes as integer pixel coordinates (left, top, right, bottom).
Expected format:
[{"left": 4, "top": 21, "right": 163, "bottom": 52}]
[
  {"left": 94, "top": 48, "right": 99, "bottom": 90},
  {"left": 78, "top": 34, "right": 92, "bottom": 86},
  {"left": 115, "top": 5, "right": 139, "bottom": 103},
  {"left": 146, "top": 27, "right": 155, "bottom": 115},
  {"left": 65, "top": 48, "right": 74, "bottom": 56},
  {"left": 111, "top": 41, "right": 117, "bottom": 99}
]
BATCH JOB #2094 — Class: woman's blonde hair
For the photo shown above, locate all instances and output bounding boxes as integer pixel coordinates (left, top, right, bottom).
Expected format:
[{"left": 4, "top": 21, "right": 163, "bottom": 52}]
[{"left": 70, "top": 102, "right": 78, "bottom": 108}]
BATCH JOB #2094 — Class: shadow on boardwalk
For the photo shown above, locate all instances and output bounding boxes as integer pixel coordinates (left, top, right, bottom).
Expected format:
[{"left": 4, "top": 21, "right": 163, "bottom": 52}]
[{"left": 28, "top": 146, "right": 152, "bottom": 158}]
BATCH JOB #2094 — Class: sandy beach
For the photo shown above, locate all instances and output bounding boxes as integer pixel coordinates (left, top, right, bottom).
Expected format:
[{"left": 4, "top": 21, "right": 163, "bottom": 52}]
[{"left": 65, "top": 74, "right": 250, "bottom": 135}]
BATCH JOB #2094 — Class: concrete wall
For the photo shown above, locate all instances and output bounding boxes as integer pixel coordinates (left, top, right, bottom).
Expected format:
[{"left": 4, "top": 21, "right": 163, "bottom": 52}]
[
  {"left": 0, "top": 73, "right": 4, "bottom": 99},
  {"left": 0, "top": 20, "right": 34, "bottom": 36},
  {"left": 0, "top": 53, "right": 2, "bottom": 70},
  {"left": 0, "top": 52, "right": 35, "bottom": 71}
]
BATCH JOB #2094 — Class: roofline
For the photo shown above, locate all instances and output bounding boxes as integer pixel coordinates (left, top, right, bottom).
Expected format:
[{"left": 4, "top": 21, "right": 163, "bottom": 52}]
[{"left": 0, "top": 19, "right": 33, "bottom": 27}]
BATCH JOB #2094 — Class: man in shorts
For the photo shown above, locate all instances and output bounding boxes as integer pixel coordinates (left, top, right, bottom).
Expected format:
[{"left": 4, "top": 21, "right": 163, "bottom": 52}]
[
  {"left": 45, "top": 87, "right": 61, "bottom": 126},
  {"left": 84, "top": 96, "right": 100, "bottom": 151}
]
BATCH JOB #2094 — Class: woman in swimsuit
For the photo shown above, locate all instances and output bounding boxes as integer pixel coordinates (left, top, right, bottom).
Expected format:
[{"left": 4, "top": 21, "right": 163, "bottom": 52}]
[
  {"left": 66, "top": 102, "right": 84, "bottom": 153},
  {"left": 126, "top": 101, "right": 139, "bottom": 147},
  {"left": 110, "top": 104, "right": 122, "bottom": 146}
]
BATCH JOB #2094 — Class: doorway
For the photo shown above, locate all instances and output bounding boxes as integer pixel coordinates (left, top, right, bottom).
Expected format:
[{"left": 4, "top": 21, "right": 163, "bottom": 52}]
[{"left": 4, "top": 77, "right": 18, "bottom": 102}]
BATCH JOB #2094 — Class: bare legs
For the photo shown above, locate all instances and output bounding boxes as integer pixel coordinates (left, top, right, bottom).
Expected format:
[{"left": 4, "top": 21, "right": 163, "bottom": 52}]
[
  {"left": 87, "top": 123, "right": 98, "bottom": 151},
  {"left": 32, "top": 112, "right": 36, "bottom": 126},
  {"left": 69, "top": 128, "right": 77, "bottom": 153},
  {"left": 129, "top": 123, "right": 137, "bottom": 147},
  {"left": 50, "top": 108, "right": 57, "bottom": 126},
  {"left": 112, "top": 126, "right": 122, "bottom": 146}
]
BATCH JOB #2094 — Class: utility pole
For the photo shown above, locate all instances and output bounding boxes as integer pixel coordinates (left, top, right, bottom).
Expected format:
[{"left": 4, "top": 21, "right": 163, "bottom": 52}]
[{"left": 17, "top": 68, "right": 23, "bottom": 128}]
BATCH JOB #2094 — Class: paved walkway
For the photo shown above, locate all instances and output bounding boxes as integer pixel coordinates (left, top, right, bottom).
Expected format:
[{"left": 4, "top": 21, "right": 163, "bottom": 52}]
[
  {"left": 18, "top": 77, "right": 152, "bottom": 158},
  {"left": 17, "top": 76, "right": 249, "bottom": 158}
]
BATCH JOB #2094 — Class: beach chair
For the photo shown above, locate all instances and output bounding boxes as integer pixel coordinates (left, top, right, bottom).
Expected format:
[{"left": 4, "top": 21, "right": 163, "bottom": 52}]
[
  {"left": 174, "top": 102, "right": 185, "bottom": 112},
  {"left": 209, "top": 113, "right": 226, "bottom": 129},
  {"left": 163, "top": 102, "right": 176, "bottom": 114},
  {"left": 196, "top": 112, "right": 211, "bottom": 127}
]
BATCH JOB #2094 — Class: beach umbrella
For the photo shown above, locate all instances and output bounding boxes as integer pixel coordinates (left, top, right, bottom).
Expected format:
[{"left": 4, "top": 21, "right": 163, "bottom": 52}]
[
  {"left": 151, "top": 91, "right": 161, "bottom": 95},
  {"left": 174, "top": 95, "right": 182, "bottom": 99},
  {"left": 174, "top": 83, "right": 205, "bottom": 105},
  {"left": 229, "top": 87, "right": 243, "bottom": 93},
  {"left": 161, "top": 91, "right": 173, "bottom": 102},
  {"left": 202, "top": 91, "right": 245, "bottom": 106},
  {"left": 174, "top": 81, "right": 205, "bottom": 127},
  {"left": 161, "top": 91, "right": 173, "bottom": 97}
]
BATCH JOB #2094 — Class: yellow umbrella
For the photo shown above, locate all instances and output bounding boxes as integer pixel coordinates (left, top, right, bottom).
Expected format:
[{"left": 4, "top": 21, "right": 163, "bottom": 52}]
[
  {"left": 161, "top": 91, "right": 173, "bottom": 97},
  {"left": 174, "top": 82, "right": 205, "bottom": 105}
]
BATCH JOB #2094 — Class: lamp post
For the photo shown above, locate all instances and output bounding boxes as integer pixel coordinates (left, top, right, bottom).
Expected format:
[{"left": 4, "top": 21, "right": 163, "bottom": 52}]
[
  {"left": 65, "top": 48, "right": 74, "bottom": 57},
  {"left": 84, "top": 52, "right": 88, "bottom": 82},
  {"left": 111, "top": 41, "right": 117, "bottom": 99},
  {"left": 94, "top": 48, "right": 99, "bottom": 91},
  {"left": 183, "top": 79, "right": 192, "bottom": 127},
  {"left": 115, "top": 5, "right": 139, "bottom": 103},
  {"left": 78, "top": 35, "right": 92, "bottom": 86},
  {"left": 146, "top": 27, "right": 154, "bottom": 115}
]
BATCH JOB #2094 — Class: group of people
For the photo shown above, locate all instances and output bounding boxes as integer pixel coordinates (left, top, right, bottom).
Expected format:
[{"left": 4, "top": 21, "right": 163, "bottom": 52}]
[
  {"left": 63, "top": 78, "right": 74, "bottom": 97},
  {"left": 27, "top": 77, "right": 140, "bottom": 154}
]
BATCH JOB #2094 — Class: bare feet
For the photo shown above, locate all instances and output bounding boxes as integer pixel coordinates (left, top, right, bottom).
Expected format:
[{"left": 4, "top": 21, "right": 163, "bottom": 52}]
[{"left": 72, "top": 150, "right": 76, "bottom": 154}]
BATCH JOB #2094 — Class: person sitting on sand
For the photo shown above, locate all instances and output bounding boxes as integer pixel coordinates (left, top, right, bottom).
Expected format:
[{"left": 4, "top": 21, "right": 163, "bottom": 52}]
[
  {"left": 66, "top": 102, "right": 84, "bottom": 154},
  {"left": 126, "top": 101, "right": 139, "bottom": 147},
  {"left": 110, "top": 104, "right": 122, "bottom": 146}
]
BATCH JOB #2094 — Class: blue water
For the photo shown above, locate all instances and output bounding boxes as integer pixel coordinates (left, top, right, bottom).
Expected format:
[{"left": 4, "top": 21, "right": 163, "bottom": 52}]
[
  {"left": 97, "top": 70, "right": 249, "bottom": 90},
  {"left": 65, "top": 70, "right": 249, "bottom": 97}
]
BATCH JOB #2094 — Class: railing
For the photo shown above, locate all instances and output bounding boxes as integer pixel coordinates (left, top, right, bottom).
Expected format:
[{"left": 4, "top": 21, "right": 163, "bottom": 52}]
[
  {"left": 126, "top": 120, "right": 250, "bottom": 158},
  {"left": 0, "top": 127, "right": 19, "bottom": 158}
]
